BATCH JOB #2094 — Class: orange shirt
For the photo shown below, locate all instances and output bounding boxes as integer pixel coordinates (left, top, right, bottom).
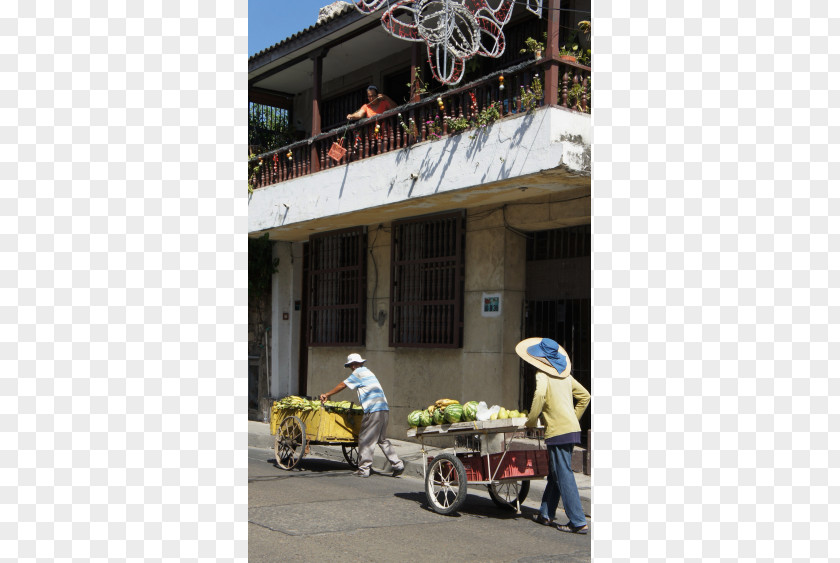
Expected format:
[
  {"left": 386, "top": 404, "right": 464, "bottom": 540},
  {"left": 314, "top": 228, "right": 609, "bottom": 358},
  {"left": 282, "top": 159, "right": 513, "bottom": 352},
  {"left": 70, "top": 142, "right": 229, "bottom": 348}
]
[{"left": 361, "top": 98, "right": 395, "bottom": 118}]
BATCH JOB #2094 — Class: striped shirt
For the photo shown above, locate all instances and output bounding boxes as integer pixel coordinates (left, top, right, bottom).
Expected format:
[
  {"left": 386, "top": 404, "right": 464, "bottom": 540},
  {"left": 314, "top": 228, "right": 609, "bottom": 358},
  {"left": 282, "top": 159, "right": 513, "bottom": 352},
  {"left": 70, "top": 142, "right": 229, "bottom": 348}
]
[{"left": 343, "top": 366, "right": 389, "bottom": 413}]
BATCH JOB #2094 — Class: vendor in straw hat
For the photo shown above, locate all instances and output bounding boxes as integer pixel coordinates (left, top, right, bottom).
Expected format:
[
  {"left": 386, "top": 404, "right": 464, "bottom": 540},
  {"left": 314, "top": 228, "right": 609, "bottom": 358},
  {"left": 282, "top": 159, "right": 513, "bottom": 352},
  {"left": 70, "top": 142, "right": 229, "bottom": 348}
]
[{"left": 516, "top": 337, "right": 591, "bottom": 534}]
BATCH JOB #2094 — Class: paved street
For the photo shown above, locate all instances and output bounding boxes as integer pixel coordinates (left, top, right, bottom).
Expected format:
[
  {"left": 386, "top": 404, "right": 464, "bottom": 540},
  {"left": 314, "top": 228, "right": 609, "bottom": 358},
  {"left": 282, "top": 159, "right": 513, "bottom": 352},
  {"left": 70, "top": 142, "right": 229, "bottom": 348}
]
[{"left": 249, "top": 446, "right": 591, "bottom": 562}]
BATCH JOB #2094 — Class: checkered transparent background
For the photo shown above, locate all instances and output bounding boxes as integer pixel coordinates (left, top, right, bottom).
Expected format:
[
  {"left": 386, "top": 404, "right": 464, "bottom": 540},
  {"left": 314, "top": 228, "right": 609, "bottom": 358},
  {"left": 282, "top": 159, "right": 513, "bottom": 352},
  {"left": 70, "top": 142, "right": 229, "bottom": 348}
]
[
  {"left": 3, "top": 1, "right": 247, "bottom": 561},
  {"left": 2, "top": 0, "right": 836, "bottom": 561},
  {"left": 592, "top": 0, "right": 838, "bottom": 561}
]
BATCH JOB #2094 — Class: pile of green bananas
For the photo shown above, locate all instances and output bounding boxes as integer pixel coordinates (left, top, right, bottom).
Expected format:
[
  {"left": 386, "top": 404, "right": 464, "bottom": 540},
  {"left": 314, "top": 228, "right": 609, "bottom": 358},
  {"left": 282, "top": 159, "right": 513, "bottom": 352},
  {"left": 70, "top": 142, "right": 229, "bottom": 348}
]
[
  {"left": 273, "top": 396, "right": 363, "bottom": 415},
  {"left": 322, "top": 400, "right": 363, "bottom": 415}
]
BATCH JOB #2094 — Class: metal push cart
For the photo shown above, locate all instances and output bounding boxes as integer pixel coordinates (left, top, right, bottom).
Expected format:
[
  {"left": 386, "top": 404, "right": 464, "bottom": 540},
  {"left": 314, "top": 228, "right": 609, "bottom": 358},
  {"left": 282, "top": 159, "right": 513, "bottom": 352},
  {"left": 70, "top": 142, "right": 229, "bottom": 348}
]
[
  {"left": 407, "top": 418, "right": 550, "bottom": 515},
  {"left": 271, "top": 405, "right": 364, "bottom": 470}
]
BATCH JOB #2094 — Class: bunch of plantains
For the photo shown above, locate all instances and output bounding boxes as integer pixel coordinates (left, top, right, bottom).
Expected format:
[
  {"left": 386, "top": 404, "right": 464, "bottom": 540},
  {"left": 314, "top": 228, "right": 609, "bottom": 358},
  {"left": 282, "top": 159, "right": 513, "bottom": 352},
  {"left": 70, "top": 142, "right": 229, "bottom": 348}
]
[{"left": 273, "top": 395, "right": 363, "bottom": 415}]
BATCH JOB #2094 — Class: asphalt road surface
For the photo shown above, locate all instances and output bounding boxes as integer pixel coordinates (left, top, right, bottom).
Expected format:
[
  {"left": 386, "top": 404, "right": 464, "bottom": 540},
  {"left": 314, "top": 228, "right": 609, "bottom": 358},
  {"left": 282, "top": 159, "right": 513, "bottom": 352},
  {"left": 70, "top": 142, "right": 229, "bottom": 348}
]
[{"left": 249, "top": 447, "right": 591, "bottom": 563}]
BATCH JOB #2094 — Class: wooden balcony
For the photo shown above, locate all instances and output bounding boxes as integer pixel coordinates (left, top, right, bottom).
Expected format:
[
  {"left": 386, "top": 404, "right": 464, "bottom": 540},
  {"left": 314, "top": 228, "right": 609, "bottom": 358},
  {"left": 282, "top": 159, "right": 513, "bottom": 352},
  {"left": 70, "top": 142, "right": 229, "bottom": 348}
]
[{"left": 248, "top": 58, "right": 590, "bottom": 191}]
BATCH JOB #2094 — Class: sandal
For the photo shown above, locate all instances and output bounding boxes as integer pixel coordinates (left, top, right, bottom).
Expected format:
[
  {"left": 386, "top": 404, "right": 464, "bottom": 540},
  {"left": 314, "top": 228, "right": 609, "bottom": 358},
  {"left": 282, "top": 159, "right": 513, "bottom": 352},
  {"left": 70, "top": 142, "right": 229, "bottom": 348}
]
[
  {"left": 530, "top": 514, "right": 553, "bottom": 526},
  {"left": 555, "top": 522, "right": 588, "bottom": 534}
]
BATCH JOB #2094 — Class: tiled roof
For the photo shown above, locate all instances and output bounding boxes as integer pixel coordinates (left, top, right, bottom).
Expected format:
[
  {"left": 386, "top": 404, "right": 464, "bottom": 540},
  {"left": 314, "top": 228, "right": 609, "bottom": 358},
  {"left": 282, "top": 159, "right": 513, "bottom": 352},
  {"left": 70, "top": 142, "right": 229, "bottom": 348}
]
[{"left": 249, "top": 2, "right": 357, "bottom": 62}]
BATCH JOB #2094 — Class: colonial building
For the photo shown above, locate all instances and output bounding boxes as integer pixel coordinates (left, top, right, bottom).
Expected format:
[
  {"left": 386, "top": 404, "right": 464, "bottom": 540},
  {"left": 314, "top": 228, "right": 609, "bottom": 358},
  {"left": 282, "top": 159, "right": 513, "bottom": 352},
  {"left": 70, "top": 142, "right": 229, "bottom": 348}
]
[{"left": 248, "top": 0, "right": 592, "bottom": 464}]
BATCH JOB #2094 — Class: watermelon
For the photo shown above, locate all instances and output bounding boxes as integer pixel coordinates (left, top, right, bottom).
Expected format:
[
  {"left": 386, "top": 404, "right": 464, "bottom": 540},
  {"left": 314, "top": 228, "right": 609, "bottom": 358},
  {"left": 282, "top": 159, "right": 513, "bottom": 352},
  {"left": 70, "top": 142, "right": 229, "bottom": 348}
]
[
  {"left": 432, "top": 408, "right": 446, "bottom": 425},
  {"left": 462, "top": 401, "right": 478, "bottom": 421},
  {"left": 444, "top": 403, "right": 463, "bottom": 423},
  {"left": 418, "top": 410, "right": 433, "bottom": 427},
  {"left": 407, "top": 410, "right": 423, "bottom": 427}
]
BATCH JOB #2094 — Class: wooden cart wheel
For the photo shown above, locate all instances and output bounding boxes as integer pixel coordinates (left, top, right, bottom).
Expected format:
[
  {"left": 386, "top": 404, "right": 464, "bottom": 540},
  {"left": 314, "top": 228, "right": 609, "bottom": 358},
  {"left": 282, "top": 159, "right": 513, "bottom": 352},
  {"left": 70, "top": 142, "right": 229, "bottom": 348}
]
[
  {"left": 274, "top": 415, "right": 307, "bottom": 470},
  {"left": 425, "top": 453, "right": 468, "bottom": 515},
  {"left": 341, "top": 444, "right": 360, "bottom": 469},
  {"left": 488, "top": 480, "right": 531, "bottom": 511}
]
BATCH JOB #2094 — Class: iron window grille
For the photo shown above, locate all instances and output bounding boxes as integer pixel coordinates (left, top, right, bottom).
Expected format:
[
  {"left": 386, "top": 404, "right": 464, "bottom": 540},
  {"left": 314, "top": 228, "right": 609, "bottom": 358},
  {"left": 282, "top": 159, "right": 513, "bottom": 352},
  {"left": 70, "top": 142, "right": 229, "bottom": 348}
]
[
  {"left": 306, "top": 227, "right": 367, "bottom": 346},
  {"left": 389, "top": 211, "right": 465, "bottom": 348}
]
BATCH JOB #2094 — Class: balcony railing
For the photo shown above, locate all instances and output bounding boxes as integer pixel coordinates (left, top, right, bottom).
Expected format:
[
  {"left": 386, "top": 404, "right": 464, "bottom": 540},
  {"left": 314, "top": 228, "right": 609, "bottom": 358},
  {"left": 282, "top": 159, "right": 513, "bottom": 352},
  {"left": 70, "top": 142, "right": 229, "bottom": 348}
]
[{"left": 248, "top": 58, "right": 590, "bottom": 190}]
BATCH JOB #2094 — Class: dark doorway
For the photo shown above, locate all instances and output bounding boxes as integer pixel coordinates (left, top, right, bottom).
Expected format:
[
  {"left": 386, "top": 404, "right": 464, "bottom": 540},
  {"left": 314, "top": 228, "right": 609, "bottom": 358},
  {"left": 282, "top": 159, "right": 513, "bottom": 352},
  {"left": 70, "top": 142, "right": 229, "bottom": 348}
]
[
  {"left": 383, "top": 67, "right": 411, "bottom": 105},
  {"left": 520, "top": 225, "right": 591, "bottom": 448},
  {"left": 248, "top": 358, "right": 260, "bottom": 413}
]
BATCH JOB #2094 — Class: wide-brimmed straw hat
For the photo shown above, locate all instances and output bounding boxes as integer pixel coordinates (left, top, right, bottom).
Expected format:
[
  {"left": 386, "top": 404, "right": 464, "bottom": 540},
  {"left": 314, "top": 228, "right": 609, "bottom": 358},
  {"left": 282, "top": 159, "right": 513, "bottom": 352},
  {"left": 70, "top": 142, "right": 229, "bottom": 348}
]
[
  {"left": 515, "top": 337, "right": 571, "bottom": 378},
  {"left": 344, "top": 353, "right": 366, "bottom": 367}
]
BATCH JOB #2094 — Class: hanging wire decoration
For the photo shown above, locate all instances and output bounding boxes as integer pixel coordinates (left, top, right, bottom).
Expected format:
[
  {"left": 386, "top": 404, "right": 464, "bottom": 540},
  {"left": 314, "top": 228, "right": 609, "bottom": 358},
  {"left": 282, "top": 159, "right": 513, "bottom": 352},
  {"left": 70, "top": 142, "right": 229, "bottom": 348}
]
[{"left": 354, "top": 0, "right": 543, "bottom": 85}]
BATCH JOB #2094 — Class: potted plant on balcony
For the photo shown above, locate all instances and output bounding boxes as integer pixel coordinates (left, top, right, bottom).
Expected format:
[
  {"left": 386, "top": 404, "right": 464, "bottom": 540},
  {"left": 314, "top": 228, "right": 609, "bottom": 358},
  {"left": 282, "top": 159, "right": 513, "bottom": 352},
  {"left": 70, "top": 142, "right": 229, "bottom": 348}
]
[
  {"left": 575, "top": 21, "right": 591, "bottom": 67},
  {"left": 560, "top": 20, "right": 591, "bottom": 65},
  {"left": 558, "top": 45, "right": 578, "bottom": 63},
  {"left": 519, "top": 33, "right": 546, "bottom": 59}
]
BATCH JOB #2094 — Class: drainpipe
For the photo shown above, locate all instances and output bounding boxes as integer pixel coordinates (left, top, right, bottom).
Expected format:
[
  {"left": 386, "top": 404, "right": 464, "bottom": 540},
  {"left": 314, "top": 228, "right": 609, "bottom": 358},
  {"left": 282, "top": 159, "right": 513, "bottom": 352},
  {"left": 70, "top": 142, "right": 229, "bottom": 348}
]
[
  {"left": 265, "top": 325, "right": 271, "bottom": 398},
  {"left": 410, "top": 43, "right": 422, "bottom": 102}
]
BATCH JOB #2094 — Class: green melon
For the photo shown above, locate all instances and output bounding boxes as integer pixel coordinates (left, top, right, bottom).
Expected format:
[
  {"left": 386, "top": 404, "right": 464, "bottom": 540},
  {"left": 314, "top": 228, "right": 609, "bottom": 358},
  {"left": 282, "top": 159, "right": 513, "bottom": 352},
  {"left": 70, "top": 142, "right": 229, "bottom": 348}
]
[
  {"left": 462, "top": 401, "right": 479, "bottom": 421},
  {"left": 444, "top": 403, "right": 463, "bottom": 423},
  {"left": 418, "top": 410, "right": 433, "bottom": 427},
  {"left": 432, "top": 408, "right": 446, "bottom": 425},
  {"left": 407, "top": 410, "right": 423, "bottom": 427}
]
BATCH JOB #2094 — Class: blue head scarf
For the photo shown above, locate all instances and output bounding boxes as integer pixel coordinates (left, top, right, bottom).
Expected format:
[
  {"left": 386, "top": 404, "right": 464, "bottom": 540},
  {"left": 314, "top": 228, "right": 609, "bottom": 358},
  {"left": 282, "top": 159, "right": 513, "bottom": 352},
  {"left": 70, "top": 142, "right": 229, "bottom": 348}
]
[{"left": 526, "top": 338, "right": 568, "bottom": 375}]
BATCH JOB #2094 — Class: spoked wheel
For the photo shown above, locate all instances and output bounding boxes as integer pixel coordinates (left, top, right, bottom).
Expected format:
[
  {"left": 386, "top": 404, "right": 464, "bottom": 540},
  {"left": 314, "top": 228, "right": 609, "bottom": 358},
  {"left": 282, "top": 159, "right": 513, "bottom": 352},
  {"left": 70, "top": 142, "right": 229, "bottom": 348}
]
[
  {"left": 274, "top": 416, "right": 307, "bottom": 470},
  {"left": 341, "top": 444, "right": 360, "bottom": 469},
  {"left": 488, "top": 480, "right": 531, "bottom": 511},
  {"left": 425, "top": 453, "right": 468, "bottom": 515}
]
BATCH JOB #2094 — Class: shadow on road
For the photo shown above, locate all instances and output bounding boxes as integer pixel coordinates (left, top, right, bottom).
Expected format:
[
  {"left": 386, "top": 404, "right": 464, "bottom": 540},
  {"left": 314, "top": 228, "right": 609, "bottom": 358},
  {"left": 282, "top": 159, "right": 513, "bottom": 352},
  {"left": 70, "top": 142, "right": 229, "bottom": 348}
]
[
  {"left": 257, "top": 456, "right": 357, "bottom": 475},
  {"left": 393, "top": 491, "right": 537, "bottom": 521}
]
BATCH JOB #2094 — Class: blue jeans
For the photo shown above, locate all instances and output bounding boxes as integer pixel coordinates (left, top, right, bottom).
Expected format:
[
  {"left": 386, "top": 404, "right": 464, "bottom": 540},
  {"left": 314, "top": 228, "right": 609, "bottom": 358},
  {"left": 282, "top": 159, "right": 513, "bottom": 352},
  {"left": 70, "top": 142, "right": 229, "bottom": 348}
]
[{"left": 539, "top": 444, "right": 587, "bottom": 527}]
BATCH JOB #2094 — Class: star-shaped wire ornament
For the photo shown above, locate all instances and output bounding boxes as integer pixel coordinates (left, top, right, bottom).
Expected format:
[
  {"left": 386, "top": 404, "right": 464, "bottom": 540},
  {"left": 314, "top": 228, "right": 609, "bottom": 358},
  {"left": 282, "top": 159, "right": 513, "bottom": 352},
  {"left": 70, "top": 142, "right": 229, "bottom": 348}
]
[{"left": 354, "top": 0, "right": 542, "bottom": 85}]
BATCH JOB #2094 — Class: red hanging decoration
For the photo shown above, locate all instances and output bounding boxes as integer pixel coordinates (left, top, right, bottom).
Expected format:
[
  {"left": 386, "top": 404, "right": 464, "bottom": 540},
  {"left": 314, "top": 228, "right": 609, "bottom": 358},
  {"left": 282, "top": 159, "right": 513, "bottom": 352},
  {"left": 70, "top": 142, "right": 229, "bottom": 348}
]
[{"left": 353, "top": 0, "right": 542, "bottom": 86}]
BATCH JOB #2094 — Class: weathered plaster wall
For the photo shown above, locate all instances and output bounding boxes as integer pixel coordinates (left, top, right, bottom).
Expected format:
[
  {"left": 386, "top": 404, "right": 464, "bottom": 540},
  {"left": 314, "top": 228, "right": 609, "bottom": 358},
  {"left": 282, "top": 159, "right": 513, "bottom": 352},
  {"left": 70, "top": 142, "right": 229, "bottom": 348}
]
[{"left": 303, "top": 192, "right": 589, "bottom": 439}]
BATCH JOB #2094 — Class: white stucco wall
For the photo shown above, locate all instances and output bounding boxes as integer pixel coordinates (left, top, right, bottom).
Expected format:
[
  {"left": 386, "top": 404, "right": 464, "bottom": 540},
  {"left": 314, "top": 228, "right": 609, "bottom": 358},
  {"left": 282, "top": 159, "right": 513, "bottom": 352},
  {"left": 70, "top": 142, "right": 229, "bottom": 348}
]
[
  {"left": 249, "top": 106, "right": 591, "bottom": 235},
  {"left": 270, "top": 242, "right": 296, "bottom": 398}
]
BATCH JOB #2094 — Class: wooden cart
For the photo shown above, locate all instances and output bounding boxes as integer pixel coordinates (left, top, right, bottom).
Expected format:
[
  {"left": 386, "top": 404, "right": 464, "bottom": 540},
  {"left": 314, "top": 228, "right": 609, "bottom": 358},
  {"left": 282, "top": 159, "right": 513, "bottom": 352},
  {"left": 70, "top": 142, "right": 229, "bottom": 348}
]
[
  {"left": 271, "top": 406, "right": 363, "bottom": 470},
  {"left": 407, "top": 418, "right": 549, "bottom": 515}
]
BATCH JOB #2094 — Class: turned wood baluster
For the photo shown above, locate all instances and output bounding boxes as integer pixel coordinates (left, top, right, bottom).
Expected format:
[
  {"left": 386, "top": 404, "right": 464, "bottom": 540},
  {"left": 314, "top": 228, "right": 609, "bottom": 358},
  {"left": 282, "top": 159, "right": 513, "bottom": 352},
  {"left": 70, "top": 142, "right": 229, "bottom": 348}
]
[
  {"left": 364, "top": 126, "right": 370, "bottom": 158},
  {"left": 561, "top": 69, "right": 569, "bottom": 108}
]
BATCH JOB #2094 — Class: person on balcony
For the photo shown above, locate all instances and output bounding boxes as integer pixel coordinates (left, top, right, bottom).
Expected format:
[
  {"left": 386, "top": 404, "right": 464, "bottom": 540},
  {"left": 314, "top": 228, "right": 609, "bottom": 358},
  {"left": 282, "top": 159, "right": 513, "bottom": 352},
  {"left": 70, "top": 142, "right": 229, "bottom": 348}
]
[
  {"left": 320, "top": 353, "right": 405, "bottom": 478},
  {"left": 346, "top": 85, "right": 396, "bottom": 120},
  {"left": 517, "top": 337, "right": 591, "bottom": 534}
]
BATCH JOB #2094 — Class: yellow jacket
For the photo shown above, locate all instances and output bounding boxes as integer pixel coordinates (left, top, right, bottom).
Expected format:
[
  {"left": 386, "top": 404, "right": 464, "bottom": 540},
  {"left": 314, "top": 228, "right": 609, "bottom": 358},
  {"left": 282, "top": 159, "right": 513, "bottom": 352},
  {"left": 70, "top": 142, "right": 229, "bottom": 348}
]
[{"left": 525, "top": 371, "right": 590, "bottom": 440}]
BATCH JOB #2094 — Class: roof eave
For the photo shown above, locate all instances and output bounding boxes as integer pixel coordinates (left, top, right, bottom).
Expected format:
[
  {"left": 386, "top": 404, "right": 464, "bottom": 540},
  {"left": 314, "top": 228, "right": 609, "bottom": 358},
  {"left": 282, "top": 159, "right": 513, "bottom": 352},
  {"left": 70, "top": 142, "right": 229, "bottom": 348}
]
[{"left": 248, "top": 6, "right": 373, "bottom": 74}]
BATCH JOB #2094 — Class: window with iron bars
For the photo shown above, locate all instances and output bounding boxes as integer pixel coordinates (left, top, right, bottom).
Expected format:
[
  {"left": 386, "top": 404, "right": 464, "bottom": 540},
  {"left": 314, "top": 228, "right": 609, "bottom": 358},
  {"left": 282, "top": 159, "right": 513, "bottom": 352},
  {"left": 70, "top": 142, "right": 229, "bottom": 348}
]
[
  {"left": 306, "top": 227, "right": 367, "bottom": 346},
  {"left": 389, "top": 211, "right": 465, "bottom": 348}
]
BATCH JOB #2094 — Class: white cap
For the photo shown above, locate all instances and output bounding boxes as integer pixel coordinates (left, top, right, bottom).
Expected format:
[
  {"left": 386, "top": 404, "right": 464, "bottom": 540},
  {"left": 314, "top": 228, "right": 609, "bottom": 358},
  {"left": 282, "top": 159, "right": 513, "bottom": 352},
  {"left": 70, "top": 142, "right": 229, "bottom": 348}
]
[{"left": 344, "top": 353, "right": 366, "bottom": 367}]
